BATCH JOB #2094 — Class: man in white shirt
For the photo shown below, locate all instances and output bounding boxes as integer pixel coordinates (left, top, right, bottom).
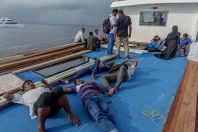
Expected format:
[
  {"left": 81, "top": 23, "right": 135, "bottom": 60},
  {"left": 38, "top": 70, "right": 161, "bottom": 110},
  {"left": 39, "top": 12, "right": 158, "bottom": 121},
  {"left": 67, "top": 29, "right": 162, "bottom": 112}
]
[
  {"left": 107, "top": 9, "right": 118, "bottom": 55},
  {"left": 100, "top": 58, "right": 138, "bottom": 96},
  {"left": 74, "top": 27, "right": 86, "bottom": 43},
  {"left": 3, "top": 79, "right": 80, "bottom": 132}
]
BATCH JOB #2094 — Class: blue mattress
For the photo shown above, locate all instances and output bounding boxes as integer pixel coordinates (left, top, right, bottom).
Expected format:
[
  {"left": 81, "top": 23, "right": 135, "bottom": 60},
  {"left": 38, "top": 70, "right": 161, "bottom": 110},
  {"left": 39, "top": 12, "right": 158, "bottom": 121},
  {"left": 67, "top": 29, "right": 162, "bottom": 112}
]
[{"left": 0, "top": 49, "right": 187, "bottom": 132}]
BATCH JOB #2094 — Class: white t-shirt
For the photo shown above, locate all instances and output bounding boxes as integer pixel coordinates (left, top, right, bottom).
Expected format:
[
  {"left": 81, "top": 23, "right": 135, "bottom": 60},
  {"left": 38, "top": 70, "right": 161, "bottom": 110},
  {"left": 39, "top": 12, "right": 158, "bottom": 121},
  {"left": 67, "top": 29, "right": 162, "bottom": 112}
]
[
  {"left": 74, "top": 30, "right": 85, "bottom": 43},
  {"left": 93, "top": 32, "right": 102, "bottom": 40},
  {"left": 12, "top": 87, "right": 50, "bottom": 119},
  {"left": 110, "top": 15, "right": 117, "bottom": 34},
  {"left": 127, "top": 64, "right": 136, "bottom": 80}
]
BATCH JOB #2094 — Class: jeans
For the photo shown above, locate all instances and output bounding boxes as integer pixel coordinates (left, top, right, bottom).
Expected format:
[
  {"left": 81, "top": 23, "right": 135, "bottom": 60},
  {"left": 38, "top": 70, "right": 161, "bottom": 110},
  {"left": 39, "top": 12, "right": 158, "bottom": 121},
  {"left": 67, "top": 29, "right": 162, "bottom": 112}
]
[
  {"left": 108, "top": 33, "right": 115, "bottom": 55},
  {"left": 68, "top": 58, "right": 101, "bottom": 82},
  {"left": 96, "top": 40, "right": 101, "bottom": 51},
  {"left": 84, "top": 94, "right": 118, "bottom": 132}
]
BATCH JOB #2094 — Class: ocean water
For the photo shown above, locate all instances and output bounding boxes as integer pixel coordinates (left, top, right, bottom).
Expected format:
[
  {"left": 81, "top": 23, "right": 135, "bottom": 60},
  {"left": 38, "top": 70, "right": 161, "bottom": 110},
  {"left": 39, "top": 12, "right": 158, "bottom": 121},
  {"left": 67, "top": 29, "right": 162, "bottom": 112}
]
[{"left": 0, "top": 24, "right": 101, "bottom": 56}]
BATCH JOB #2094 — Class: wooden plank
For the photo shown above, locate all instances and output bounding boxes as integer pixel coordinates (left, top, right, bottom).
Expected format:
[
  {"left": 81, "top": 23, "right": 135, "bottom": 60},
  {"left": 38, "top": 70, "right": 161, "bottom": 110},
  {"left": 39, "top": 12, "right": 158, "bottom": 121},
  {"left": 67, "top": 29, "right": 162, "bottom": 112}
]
[{"left": 163, "top": 61, "right": 198, "bottom": 132}]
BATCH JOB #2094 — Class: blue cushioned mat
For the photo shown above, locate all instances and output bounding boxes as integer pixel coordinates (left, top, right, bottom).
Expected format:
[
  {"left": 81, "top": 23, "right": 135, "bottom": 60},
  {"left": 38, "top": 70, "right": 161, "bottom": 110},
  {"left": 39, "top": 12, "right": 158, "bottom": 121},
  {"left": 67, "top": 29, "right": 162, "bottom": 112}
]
[{"left": 0, "top": 49, "right": 187, "bottom": 132}]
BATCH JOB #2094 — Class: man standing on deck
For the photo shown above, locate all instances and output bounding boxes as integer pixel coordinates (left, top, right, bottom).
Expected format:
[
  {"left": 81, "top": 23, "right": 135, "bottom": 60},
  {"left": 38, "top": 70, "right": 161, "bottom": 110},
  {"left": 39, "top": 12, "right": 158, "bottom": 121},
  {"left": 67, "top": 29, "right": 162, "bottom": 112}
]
[
  {"left": 107, "top": 9, "right": 118, "bottom": 55},
  {"left": 74, "top": 27, "right": 86, "bottom": 44},
  {"left": 114, "top": 10, "right": 132, "bottom": 59},
  {"left": 63, "top": 79, "right": 119, "bottom": 132},
  {"left": 3, "top": 80, "right": 80, "bottom": 132}
]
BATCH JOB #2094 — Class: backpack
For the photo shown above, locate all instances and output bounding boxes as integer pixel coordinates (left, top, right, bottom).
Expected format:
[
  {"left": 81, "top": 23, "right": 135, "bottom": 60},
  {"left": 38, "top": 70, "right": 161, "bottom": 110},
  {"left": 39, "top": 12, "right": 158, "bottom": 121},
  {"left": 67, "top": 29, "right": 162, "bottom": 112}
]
[{"left": 102, "top": 17, "right": 111, "bottom": 34}]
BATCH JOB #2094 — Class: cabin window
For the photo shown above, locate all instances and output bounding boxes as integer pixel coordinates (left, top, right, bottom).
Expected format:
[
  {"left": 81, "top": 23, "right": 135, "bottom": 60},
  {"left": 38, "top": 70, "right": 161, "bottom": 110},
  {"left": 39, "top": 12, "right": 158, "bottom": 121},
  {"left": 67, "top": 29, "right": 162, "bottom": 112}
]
[{"left": 139, "top": 11, "right": 168, "bottom": 26}]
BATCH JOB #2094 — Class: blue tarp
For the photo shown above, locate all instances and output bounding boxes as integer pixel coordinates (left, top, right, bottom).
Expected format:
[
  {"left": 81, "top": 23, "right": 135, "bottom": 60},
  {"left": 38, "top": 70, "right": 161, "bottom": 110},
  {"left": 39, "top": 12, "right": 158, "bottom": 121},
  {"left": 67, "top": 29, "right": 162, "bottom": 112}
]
[{"left": 0, "top": 49, "right": 187, "bottom": 132}]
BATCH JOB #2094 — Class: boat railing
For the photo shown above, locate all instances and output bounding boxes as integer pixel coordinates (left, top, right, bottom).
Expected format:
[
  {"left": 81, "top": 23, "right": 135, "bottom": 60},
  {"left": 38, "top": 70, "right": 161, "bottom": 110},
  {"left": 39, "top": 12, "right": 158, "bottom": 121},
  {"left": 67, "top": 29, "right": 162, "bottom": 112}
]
[{"left": 0, "top": 38, "right": 74, "bottom": 58}]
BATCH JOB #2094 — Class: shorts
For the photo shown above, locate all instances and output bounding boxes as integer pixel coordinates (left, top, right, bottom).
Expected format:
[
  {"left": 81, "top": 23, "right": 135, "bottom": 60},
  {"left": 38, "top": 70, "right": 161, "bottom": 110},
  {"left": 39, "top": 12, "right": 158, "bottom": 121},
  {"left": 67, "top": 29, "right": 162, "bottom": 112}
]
[{"left": 33, "top": 87, "right": 65, "bottom": 116}]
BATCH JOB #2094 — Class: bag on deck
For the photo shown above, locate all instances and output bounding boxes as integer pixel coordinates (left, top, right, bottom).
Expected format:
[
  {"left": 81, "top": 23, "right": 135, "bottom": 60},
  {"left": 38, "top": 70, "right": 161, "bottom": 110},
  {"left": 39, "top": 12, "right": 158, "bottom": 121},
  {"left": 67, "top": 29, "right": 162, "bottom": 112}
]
[{"left": 102, "top": 17, "right": 111, "bottom": 34}]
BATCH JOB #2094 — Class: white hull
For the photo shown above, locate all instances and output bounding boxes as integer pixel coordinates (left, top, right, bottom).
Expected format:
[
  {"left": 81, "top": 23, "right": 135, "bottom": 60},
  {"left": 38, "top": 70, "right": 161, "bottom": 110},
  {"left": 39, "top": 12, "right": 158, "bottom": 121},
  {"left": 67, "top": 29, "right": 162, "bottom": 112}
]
[{"left": 0, "top": 24, "right": 25, "bottom": 28}]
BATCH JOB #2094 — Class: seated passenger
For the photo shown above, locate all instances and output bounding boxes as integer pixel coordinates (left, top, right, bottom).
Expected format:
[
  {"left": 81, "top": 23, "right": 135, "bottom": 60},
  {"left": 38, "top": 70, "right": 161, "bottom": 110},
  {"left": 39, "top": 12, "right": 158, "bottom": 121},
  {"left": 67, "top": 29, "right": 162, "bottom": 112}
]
[
  {"left": 87, "top": 32, "right": 99, "bottom": 50},
  {"left": 100, "top": 58, "right": 138, "bottom": 96},
  {"left": 155, "top": 25, "right": 181, "bottom": 60},
  {"left": 3, "top": 80, "right": 80, "bottom": 132},
  {"left": 178, "top": 33, "right": 192, "bottom": 56},
  {"left": 62, "top": 57, "right": 116, "bottom": 83},
  {"left": 63, "top": 79, "right": 119, "bottom": 132},
  {"left": 145, "top": 35, "right": 161, "bottom": 52},
  {"left": 93, "top": 29, "right": 102, "bottom": 50},
  {"left": 74, "top": 27, "right": 86, "bottom": 45}
]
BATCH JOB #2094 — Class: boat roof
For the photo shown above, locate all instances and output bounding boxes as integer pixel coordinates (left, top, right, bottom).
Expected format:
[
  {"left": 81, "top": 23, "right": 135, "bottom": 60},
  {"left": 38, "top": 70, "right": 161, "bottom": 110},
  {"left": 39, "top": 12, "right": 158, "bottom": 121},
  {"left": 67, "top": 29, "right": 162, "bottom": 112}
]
[
  {"left": 111, "top": 0, "right": 198, "bottom": 8},
  {"left": 0, "top": 49, "right": 187, "bottom": 132}
]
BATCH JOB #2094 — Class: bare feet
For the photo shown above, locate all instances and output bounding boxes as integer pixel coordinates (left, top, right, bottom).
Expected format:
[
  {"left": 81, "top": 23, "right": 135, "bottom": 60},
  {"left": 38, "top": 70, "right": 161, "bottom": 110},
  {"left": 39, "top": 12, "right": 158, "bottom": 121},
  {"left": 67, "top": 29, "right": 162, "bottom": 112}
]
[
  {"left": 108, "top": 88, "right": 119, "bottom": 96},
  {"left": 68, "top": 114, "right": 80, "bottom": 126},
  {"left": 92, "top": 74, "right": 96, "bottom": 80},
  {"left": 116, "top": 54, "right": 121, "bottom": 59}
]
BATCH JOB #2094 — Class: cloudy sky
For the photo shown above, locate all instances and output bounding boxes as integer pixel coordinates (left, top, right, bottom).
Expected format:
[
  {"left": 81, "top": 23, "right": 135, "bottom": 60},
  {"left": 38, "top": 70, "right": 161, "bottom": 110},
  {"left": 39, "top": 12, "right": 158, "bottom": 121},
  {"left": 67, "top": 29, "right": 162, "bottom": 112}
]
[{"left": 0, "top": 0, "right": 114, "bottom": 26}]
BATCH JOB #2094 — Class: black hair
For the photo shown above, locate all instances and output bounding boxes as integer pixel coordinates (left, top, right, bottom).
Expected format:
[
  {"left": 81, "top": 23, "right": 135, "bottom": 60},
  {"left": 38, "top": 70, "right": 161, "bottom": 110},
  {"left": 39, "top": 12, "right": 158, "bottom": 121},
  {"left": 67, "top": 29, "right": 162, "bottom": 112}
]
[
  {"left": 89, "top": 32, "right": 93, "bottom": 36},
  {"left": 112, "top": 9, "right": 118, "bottom": 13},
  {"left": 22, "top": 80, "right": 33, "bottom": 90},
  {"left": 74, "top": 79, "right": 79, "bottom": 85},
  {"left": 118, "top": 10, "right": 124, "bottom": 14},
  {"left": 183, "top": 33, "right": 189, "bottom": 37},
  {"left": 95, "top": 29, "right": 98, "bottom": 32}
]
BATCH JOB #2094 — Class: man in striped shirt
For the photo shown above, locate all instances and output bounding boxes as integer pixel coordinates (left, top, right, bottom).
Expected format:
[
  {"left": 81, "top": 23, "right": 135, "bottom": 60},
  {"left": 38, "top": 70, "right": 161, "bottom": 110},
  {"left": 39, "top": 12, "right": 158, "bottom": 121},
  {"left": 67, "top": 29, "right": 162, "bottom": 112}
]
[{"left": 63, "top": 78, "right": 119, "bottom": 132}]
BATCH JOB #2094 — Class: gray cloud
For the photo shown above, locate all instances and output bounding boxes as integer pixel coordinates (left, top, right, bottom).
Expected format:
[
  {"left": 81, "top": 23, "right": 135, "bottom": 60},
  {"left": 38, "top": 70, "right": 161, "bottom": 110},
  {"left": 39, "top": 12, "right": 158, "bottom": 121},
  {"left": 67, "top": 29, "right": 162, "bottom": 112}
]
[{"left": 0, "top": 0, "right": 113, "bottom": 25}]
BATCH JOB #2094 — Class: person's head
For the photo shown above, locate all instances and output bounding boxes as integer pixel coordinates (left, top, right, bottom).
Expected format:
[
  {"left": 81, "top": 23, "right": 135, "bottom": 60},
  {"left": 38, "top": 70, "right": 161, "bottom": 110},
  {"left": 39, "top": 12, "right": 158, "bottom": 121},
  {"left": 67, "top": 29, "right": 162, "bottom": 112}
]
[
  {"left": 22, "top": 80, "right": 36, "bottom": 91},
  {"left": 153, "top": 35, "right": 160, "bottom": 41},
  {"left": 81, "top": 27, "right": 85, "bottom": 33},
  {"left": 112, "top": 9, "right": 118, "bottom": 16},
  {"left": 172, "top": 25, "right": 178, "bottom": 33},
  {"left": 74, "top": 78, "right": 85, "bottom": 85},
  {"left": 89, "top": 32, "right": 93, "bottom": 36},
  {"left": 118, "top": 10, "right": 124, "bottom": 17},
  {"left": 183, "top": 33, "right": 189, "bottom": 39},
  {"left": 95, "top": 29, "right": 98, "bottom": 34}
]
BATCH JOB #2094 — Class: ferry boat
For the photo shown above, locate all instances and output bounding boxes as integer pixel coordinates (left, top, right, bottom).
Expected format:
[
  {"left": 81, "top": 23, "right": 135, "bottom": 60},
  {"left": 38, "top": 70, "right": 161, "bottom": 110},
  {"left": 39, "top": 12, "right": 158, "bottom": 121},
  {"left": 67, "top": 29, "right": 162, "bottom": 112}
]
[
  {"left": 0, "top": 1, "right": 198, "bottom": 132},
  {"left": 0, "top": 17, "right": 24, "bottom": 28}
]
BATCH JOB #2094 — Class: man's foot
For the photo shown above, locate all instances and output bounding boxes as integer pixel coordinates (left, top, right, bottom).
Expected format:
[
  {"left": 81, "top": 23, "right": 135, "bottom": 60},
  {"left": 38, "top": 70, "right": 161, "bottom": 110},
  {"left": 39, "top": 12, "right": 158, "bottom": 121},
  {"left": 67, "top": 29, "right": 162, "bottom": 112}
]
[
  {"left": 68, "top": 114, "right": 81, "bottom": 126},
  {"left": 108, "top": 88, "right": 118, "bottom": 96},
  {"left": 116, "top": 54, "right": 121, "bottom": 59},
  {"left": 126, "top": 55, "right": 132, "bottom": 59},
  {"left": 92, "top": 74, "right": 96, "bottom": 80},
  {"left": 61, "top": 79, "right": 69, "bottom": 84}
]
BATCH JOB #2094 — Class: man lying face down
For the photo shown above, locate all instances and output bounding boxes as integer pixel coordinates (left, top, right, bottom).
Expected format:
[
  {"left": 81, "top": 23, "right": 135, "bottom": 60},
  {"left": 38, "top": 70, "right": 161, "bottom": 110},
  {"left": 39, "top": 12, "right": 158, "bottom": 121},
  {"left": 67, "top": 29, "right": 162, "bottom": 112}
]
[
  {"left": 62, "top": 57, "right": 116, "bottom": 83},
  {"left": 63, "top": 78, "right": 119, "bottom": 132},
  {"left": 3, "top": 79, "right": 80, "bottom": 132}
]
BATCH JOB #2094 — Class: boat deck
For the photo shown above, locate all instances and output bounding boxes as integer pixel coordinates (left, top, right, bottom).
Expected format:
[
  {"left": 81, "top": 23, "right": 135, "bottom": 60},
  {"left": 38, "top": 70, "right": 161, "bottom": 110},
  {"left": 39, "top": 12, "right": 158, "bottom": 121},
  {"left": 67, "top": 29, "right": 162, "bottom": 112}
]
[{"left": 0, "top": 49, "right": 187, "bottom": 132}]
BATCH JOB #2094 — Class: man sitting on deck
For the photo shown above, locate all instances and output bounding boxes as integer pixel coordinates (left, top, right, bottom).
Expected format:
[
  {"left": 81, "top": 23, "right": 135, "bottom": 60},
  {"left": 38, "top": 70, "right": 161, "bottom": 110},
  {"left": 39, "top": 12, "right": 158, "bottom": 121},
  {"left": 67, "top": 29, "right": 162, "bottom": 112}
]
[
  {"left": 62, "top": 57, "right": 116, "bottom": 83},
  {"left": 63, "top": 78, "right": 119, "bottom": 132},
  {"left": 3, "top": 80, "right": 80, "bottom": 132},
  {"left": 100, "top": 58, "right": 138, "bottom": 96}
]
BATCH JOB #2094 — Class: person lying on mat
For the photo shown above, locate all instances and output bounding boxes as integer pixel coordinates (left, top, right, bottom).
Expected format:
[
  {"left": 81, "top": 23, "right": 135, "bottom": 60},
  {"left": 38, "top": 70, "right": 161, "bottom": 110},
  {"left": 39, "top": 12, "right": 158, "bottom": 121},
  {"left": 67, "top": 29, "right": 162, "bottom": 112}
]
[
  {"left": 63, "top": 78, "right": 119, "bottom": 132},
  {"left": 3, "top": 80, "right": 80, "bottom": 132},
  {"left": 62, "top": 57, "right": 116, "bottom": 83},
  {"left": 100, "top": 58, "right": 138, "bottom": 96}
]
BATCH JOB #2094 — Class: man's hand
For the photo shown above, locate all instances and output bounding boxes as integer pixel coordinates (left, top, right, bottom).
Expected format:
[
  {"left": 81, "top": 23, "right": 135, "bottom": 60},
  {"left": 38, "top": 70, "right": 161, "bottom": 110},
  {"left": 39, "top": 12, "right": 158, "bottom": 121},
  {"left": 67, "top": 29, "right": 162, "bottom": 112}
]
[
  {"left": 3, "top": 93, "right": 14, "bottom": 101},
  {"left": 68, "top": 114, "right": 80, "bottom": 126},
  {"left": 41, "top": 79, "right": 48, "bottom": 86},
  {"left": 61, "top": 79, "right": 69, "bottom": 84}
]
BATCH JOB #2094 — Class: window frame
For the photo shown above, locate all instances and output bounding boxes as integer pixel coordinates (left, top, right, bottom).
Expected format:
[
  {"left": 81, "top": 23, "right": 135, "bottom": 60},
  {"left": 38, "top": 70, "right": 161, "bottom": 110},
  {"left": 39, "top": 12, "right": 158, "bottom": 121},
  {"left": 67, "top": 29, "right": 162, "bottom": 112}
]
[{"left": 139, "top": 10, "right": 169, "bottom": 27}]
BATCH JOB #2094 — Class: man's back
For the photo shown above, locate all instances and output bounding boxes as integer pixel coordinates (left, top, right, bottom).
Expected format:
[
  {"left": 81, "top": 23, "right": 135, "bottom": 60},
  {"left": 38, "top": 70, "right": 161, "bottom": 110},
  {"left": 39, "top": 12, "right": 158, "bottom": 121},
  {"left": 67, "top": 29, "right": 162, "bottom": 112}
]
[
  {"left": 116, "top": 16, "right": 132, "bottom": 37},
  {"left": 74, "top": 30, "right": 84, "bottom": 43},
  {"left": 87, "top": 36, "right": 97, "bottom": 50}
]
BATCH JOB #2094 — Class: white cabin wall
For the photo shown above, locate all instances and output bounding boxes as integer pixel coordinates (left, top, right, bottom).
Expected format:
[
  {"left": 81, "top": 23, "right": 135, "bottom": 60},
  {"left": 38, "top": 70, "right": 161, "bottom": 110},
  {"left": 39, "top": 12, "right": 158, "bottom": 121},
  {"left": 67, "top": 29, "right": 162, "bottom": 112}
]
[{"left": 121, "top": 3, "right": 198, "bottom": 42}]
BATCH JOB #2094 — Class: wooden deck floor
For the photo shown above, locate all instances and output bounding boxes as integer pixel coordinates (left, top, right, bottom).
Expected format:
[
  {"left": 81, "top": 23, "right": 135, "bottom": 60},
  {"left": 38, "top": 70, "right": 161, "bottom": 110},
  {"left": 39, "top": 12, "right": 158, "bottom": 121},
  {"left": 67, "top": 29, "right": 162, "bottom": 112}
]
[{"left": 163, "top": 60, "right": 198, "bottom": 132}]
